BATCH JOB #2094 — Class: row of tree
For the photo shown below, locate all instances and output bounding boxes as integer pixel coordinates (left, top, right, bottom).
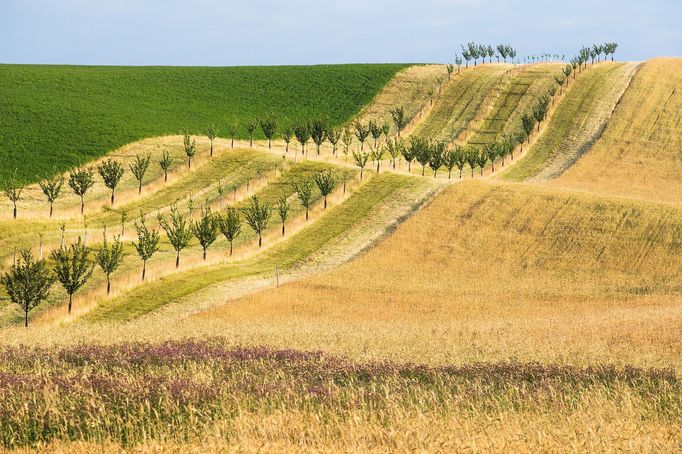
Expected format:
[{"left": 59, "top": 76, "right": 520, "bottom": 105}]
[{"left": 458, "top": 42, "right": 518, "bottom": 67}]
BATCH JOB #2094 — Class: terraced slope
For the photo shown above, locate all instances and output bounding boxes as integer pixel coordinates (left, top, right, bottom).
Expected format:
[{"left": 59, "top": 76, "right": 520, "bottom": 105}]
[
  {"left": 0, "top": 64, "right": 407, "bottom": 184},
  {"left": 549, "top": 58, "right": 682, "bottom": 204},
  {"left": 199, "top": 180, "right": 682, "bottom": 368},
  {"left": 503, "top": 62, "right": 639, "bottom": 181},
  {"left": 411, "top": 65, "right": 508, "bottom": 142},
  {"left": 469, "top": 63, "right": 564, "bottom": 146},
  {"left": 355, "top": 64, "right": 447, "bottom": 135}
]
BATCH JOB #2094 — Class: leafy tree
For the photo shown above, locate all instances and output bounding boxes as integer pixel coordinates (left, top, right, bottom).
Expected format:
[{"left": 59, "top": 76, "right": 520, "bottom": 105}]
[
  {"left": 293, "top": 179, "right": 314, "bottom": 220},
  {"left": 245, "top": 118, "right": 259, "bottom": 147},
  {"left": 484, "top": 141, "right": 499, "bottom": 172},
  {"left": 341, "top": 127, "right": 354, "bottom": 159},
  {"left": 605, "top": 42, "right": 618, "bottom": 61},
  {"left": 3, "top": 174, "right": 22, "bottom": 219},
  {"left": 206, "top": 124, "right": 217, "bottom": 157},
  {"left": 533, "top": 96, "right": 550, "bottom": 131},
  {"left": 277, "top": 195, "right": 290, "bottom": 235},
  {"left": 354, "top": 121, "right": 370, "bottom": 151},
  {"left": 244, "top": 195, "right": 271, "bottom": 248},
  {"left": 413, "top": 137, "right": 432, "bottom": 176},
  {"left": 381, "top": 121, "right": 390, "bottom": 141},
  {"left": 281, "top": 123, "right": 294, "bottom": 153},
  {"left": 486, "top": 45, "right": 495, "bottom": 63},
  {"left": 429, "top": 141, "right": 445, "bottom": 177},
  {"left": 97, "top": 159, "right": 125, "bottom": 206},
  {"left": 1, "top": 249, "right": 54, "bottom": 327},
  {"left": 368, "top": 120, "right": 383, "bottom": 149},
  {"left": 294, "top": 123, "right": 311, "bottom": 155},
  {"left": 353, "top": 151, "right": 370, "bottom": 180},
  {"left": 326, "top": 127, "right": 341, "bottom": 155},
  {"left": 496, "top": 44, "right": 507, "bottom": 62},
  {"left": 401, "top": 140, "right": 416, "bottom": 171},
  {"left": 259, "top": 116, "right": 278, "bottom": 149},
  {"left": 521, "top": 114, "right": 536, "bottom": 142},
  {"left": 562, "top": 64, "right": 572, "bottom": 85},
  {"left": 192, "top": 206, "right": 218, "bottom": 260},
  {"left": 310, "top": 119, "right": 327, "bottom": 155},
  {"left": 160, "top": 205, "right": 193, "bottom": 268},
  {"left": 427, "top": 87, "right": 434, "bottom": 106},
  {"left": 554, "top": 75, "right": 565, "bottom": 95},
  {"left": 515, "top": 131, "right": 527, "bottom": 157},
  {"left": 129, "top": 153, "right": 151, "bottom": 194},
  {"left": 218, "top": 207, "right": 241, "bottom": 256},
  {"left": 95, "top": 231, "right": 124, "bottom": 294},
  {"left": 443, "top": 147, "right": 457, "bottom": 179},
  {"left": 386, "top": 137, "right": 403, "bottom": 169},
  {"left": 227, "top": 117, "right": 239, "bottom": 149},
  {"left": 68, "top": 167, "right": 95, "bottom": 214},
  {"left": 51, "top": 237, "right": 94, "bottom": 314},
  {"left": 183, "top": 130, "right": 197, "bottom": 168},
  {"left": 390, "top": 107, "right": 408, "bottom": 138},
  {"left": 371, "top": 145, "right": 386, "bottom": 173},
  {"left": 159, "top": 150, "right": 173, "bottom": 183},
  {"left": 39, "top": 173, "right": 64, "bottom": 218},
  {"left": 314, "top": 170, "right": 336, "bottom": 209},
  {"left": 461, "top": 47, "right": 471, "bottom": 68},
  {"left": 465, "top": 147, "right": 478, "bottom": 178},
  {"left": 133, "top": 214, "right": 160, "bottom": 281},
  {"left": 476, "top": 149, "right": 488, "bottom": 176},
  {"left": 453, "top": 146, "right": 467, "bottom": 178},
  {"left": 466, "top": 42, "right": 479, "bottom": 66}
]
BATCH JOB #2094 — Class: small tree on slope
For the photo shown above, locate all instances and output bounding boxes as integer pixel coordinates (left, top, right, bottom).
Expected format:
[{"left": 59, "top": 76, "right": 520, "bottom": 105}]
[
  {"left": 51, "top": 237, "right": 94, "bottom": 314},
  {"left": 1, "top": 249, "right": 54, "bottom": 327}
]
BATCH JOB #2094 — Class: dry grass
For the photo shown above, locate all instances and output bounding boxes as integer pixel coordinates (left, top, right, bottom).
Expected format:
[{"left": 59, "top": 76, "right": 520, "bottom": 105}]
[
  {"left": 196, "top": 180, "right": 682, "bottom": 369},
  {"left": 549, "top": 58, "right": 682, "bottom": 204}
]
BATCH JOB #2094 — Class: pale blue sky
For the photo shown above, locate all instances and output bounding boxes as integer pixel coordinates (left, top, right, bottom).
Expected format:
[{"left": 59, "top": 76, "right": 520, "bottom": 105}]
[{"left": 1, "top": 0, "right": 680, "bottom": 65}]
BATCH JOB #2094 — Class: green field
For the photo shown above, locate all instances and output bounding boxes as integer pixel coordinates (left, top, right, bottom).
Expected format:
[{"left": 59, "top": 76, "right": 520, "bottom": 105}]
[{"left": 0, "top": 64, "right": 408, "bottom": 184}]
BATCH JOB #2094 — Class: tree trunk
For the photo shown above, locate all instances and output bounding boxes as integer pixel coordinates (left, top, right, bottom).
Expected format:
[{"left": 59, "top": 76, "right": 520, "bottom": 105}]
[
  {"left": 188, "top": 157, "right": 191, "bottom": 169},
  {"left": 80, "top": 197, "right": 84, "bottom": 214},
  {"left": 229, "top": 241, "right": 233, "bottom": 256},
  {"left": 142, "top": 261, "right": 146, "bottom": 281},
  {"left": 360, "top": 169, "right": 363, "bottom": 180},
  {"left": 421, "top": 166, "right": 425, "bottom": 176},
  {"left": 138, "top": 181, "right": 142, "bottom": 194},
  {"left": 107, "top": 276, "right": 111, "bottom": 294},
  {"left": 392, "top": 159, "right": 396, "bottom": 169},
  {"left": 459, "top": 168, "right": 463, "bottom": 179},
  {"left": 268, "top": 139, "right": 272, "bottom": 149},
  {"left": 210, "top": 140, "right": 214, "bottom": 157},
  {"left": 164, "top": 171, "right": 168, "bottom": 182},
  {"left": 282, "top": 223, "right": 285, "bottom": 236},
  {"left": 305, "top": 207, "right": 309, "bottom": 221},
  {"left": 231, "top": 137, "right": 234, "bottom": 148},
  {"left": 111, "top": 190, "right": 115, "bottom": 206},
  {"left": 258, "top": 235, "right": 262, "bottom": 248},
  {"left": 49, "top": 202, "right": 53, "bottom": 218},
  {"left": 203, "top": 249, "right": 206, "bottom": 260},
  {"left": 448, "top": 169, "right": 452, "bottom": 179},
  {"left": 176, "top": 252, "right": 180, "bottom": 268},
  {"left": 343, "top": 179, "right": 346, "bottom": 193},
  {"left": 13, "top": 204, "right": 16, "bottom": 219},
  {"left": 68, "top": 293, "right": 73, "bottom": 314},
  {"left": 376, "top": 161, "right": 380, "bottom": 173},
  {"left": 324, "top": 196, "right": 327, "bottom": 209},
  {"left": 25, "top": 310, "right": 28, "bottom": 328},
  {"left": 249, "top": 137, "right": 253, "bottom": 147}
]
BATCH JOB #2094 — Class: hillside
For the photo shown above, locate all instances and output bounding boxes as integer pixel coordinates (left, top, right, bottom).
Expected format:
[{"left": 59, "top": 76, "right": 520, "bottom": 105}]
[
  {"left": 503, "top": 62, "right": 639, "bottom": 181},
  {"left": 0, "top": 64, "right": 408, "bottom": 184},
  {"left": 548, "top": 58, "right": 682, "bottom": 204}
]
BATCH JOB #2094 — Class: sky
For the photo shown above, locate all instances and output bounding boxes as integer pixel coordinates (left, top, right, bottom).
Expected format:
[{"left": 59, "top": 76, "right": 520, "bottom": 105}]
[{"left": 1, "top": 0, "right": 680, "bottom": 66}]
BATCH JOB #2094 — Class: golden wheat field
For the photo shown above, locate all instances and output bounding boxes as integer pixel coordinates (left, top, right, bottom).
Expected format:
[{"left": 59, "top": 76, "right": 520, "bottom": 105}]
[{"left": 1, "top": 52, "right": 681, "bottom": 452}]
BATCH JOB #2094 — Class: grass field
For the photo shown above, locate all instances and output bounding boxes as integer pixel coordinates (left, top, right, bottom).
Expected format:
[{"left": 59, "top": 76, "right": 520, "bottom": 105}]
[
  {"left": 503, "top": 62, "right": 639, "bottom": 181},
  {"left": 548, "top": 58, "right": 682, "bottom": 204},
  {"left": 0, "top": 64, "right": 407, "bottom": 184}
]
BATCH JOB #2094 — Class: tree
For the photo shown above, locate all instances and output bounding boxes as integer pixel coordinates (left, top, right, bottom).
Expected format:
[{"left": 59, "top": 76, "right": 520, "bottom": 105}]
[
  {"left": 206, "top": 124, "right": 217, "bottom": 157},
  {"left": 554, "top": 75, "right": 565, "bottom": 95},
  {"left": 68, "top": 167, "right": 95, "bottom": 214},
  {"left": 341, "top": 127, "right": 353, "bottom": 159},
  {"left": 390, "top": 107, "right": 408, "bottom": 138},
  {"left": 133, "top": 214, "right": 160, "bottom": 281},
  {"left": 413, "top": 137, "right": 431, "bottom": 176},
  {"left": 244, "top": 195, "right": 271, "bottom": 248},
  {"left": 51, "top": 237, "right": 94, "bottom": 314},
  {"left": 521, "top": 114, "right": 536, "bottom": 142},
  {"left": 281, "top": 123, "right": 294, "bottom": 153},
  {"left": 381, "top": 121, "right": 390, "bottom": 142},
  {"left": 562, "top": 64, "right": 572, "bottom": 85},
  {"left": 368, "top": 119, "right": 383, "bottom": 150},
  {"left": 605, "top": 42, "right": 618, "bottom": 61},
  {"left": 484, "top": 141, "right": 499, "bottom": 172},
  {"left": 386, "top": 137, "right": 403, "bottom": 169},
  {"left": 455, "top": 54, "right": 463, "bottom": 73},
  {"left": 401, "top": 140, "right": 416, "bottom": 172},
  {"left": 497, "top": 44, "right": 507, "bottom": 63},
  {"left": 1, "top": 250, "right": 54, "bottom": 327},
  {"left": 429, "top": 141, "right": 445, "bottom": 177},
  {"left": 259, "top": 116, "right": 278, "bottom": 149},
  {"left": 97, "top": 159, "right": 125, "bottom": 206},
  {"left": 371, "top": 145, "right": 386, "bottom": 173},
  {"left": 39, "top": 173, "right": 63, "bottom": 218},
  {"left": 129, "top": 153, "right": 151, "bottom": 194},
  {"left": 533, "top": 96, "right": 550, "bottom": 131},
  {"left": 427, "top": 87, "right": 434, "bottom": 106},
  {"left": 160, "top": 205, "right": 193, "bottom": 268},
  {"left": 446, "top": 64, "right": 454, "bottom": 80},
  {"left": 293, "top": 179, "right": 314, "bottom": 220},
  {"left": 461, "top": 47, "right": 471, "bottom": 68},
  {"left": 182, "top": 131, "right": 197, "bottom": 168},
  {"left": 227, "top": 117, "right": 239, "bottom": 149},
  {"left": 3, "top": 174, "right": 22, "bottom": 219},
  {"left": 354, "top": 121, "right": 370, "bottom": 151},
  {"left": 353, "top": 151, "right": 370, "bottom": 180},
  {"left": 453, "top": 146, "right": 467, "bottom": 178},
  {"left": 476, "top": 149, "right": 488, "bottom": 176},
  {"left": 159, "top": 150, "right": 173, "bottom": 183},
  {"left": 95, "top": 231, "right": 124, "bottom": 294},
  {"left": 443, "top": 147, "right": 457, "bottom": 179},
  {"left": 314, "top": 170, "right": 336, "bottom": 209},
  {"left": 310, "top": 119, "right": 327, "bottom": 155},
  {"left": 294, "top": 123, "right": 311, "bottom": 155},
  {"left": 245, "top": 118, "right": 258, "bottom": 147},
  {"left": 326, "top": 127, "right": 341, "bottom": 155},
  {"left": 192, "top": 206, "right": 218, "bottom": 260},
  {"left": 486, "top": 45, "right": 495, "bottom": 63},
  {"left": 466, "top": 147, "right": 478, "bottom": 178},
  {"left": 218, "top": 207, "right": 241, "bottom": 256},
  {"left": 277, "top": 195, "right": 290, "bottom": 235}
]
